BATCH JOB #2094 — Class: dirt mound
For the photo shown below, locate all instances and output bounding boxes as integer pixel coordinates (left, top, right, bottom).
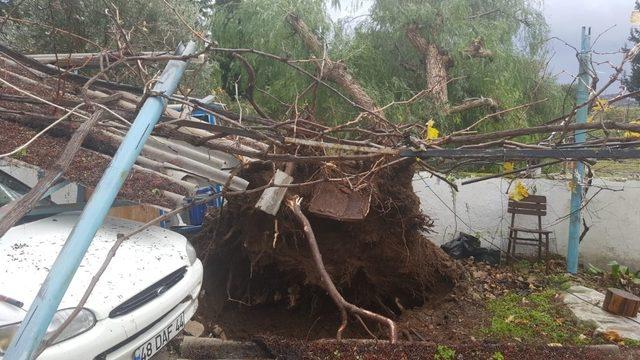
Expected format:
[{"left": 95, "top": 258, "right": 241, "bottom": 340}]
[{"left": 194, "top": 159, "right": 462, "bottom": 334}]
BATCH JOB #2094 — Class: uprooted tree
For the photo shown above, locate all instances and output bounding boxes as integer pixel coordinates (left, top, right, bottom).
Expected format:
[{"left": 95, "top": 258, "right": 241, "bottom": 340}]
[
  {"left": 2, "top": 0, "right": 640, "bottom": 343},
  {"left": 199, "top": 0, "right": 560, "bottom": 337}
]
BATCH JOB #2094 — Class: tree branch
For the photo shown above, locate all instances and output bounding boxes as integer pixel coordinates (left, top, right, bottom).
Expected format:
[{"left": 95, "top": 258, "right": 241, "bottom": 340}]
[{"left": 287, "top": 196, "right": 398, "bottom": 343}]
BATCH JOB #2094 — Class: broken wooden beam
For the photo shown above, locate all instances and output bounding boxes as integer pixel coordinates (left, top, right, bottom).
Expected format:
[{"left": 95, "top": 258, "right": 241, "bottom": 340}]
[{"left": 255, "top": 169, "right": 293, "bottom": 215}]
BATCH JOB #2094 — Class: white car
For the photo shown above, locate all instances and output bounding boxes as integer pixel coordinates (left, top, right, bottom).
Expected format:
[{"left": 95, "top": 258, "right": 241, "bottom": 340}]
[{"left": 0, "top": 171, "right": 203, "bottom": 359}]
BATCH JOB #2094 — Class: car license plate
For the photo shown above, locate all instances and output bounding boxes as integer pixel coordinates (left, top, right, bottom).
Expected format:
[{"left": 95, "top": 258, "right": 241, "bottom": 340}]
[{"left": 133, "top": 312, "right": 185, "bottom": 360}]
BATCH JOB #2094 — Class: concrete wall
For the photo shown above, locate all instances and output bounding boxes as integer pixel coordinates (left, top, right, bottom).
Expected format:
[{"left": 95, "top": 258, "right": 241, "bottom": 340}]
[{"left": 413, "top": 172, "right": 640, "bottom": 268}]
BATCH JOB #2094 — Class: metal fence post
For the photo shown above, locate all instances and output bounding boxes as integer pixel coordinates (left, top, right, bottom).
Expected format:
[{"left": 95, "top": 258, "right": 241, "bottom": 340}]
[{"left": 567, "top": 27, "right": 591, "bottom": 274}]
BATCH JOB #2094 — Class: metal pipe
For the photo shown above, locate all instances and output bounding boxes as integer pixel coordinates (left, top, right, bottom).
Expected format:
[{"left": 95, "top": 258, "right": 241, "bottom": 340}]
[
  {"left": 567, "top": 27, "right": 591, "bottom": 274},
  {"left": 4, "top": 41, "right": 197, "bottom": 360},
  {"left": 402, "top": 147, "right": 640, "bottom": 160}
]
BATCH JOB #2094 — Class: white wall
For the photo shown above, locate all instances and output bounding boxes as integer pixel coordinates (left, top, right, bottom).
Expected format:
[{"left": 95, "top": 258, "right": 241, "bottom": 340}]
[{"left": 413, "top": 172, "right": 640, "bottom": 268}]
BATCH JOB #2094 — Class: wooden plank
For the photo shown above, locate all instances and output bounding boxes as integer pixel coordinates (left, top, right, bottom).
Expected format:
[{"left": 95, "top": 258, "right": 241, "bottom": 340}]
[
  {"left": 507, "top": 208, "right": 546, "bottom": 216},
  {"left": 108, "top": 204, "right": 164, "bottom": 223},
  {"left": 508, "top": 201, "right": 546, "bottom": 210},
  {"left": 255, "top": 170, "right": 293, "bottom": 215},
  {"left": 509, "top": 226, "right": 551, "bottom": 234},
  {"left": 522, "top": 194, "right": 546, "bottom": 202}
]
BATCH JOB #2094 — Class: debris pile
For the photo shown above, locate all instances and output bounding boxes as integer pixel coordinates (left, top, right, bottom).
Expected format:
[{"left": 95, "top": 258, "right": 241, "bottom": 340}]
[{"left": 0, "top": 44, "right": 464, "bottom": 341}]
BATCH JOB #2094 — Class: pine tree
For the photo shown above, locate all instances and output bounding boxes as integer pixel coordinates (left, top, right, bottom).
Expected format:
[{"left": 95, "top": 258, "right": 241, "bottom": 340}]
[{"left": 623, "top": 1, "right": 640, "bottom": 100}]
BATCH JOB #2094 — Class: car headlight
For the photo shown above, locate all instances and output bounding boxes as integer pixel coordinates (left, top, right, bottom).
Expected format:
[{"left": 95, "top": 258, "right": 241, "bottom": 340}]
[
  {"left": 0, "top": 308, "right": 95, "bottom": 354},
  {"left": 185, "top": 240, "right": 198, "bottom": 265}
]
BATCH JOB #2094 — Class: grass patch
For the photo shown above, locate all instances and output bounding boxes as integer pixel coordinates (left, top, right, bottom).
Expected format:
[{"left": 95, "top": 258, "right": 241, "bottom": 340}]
[
  {"left": 481, "top": 289, "right": 595, "bottom": 344},
  {"left": 434, "top": 345, "right": 456, "bottom": 360},
  {"left": 623, "top": 338, "right": 640, "bottom": 347}
]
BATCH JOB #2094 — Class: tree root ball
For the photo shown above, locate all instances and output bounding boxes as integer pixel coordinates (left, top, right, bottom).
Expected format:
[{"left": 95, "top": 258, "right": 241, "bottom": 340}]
[{"left": 195, "top": 159, "right": 463, "bottom": 317}]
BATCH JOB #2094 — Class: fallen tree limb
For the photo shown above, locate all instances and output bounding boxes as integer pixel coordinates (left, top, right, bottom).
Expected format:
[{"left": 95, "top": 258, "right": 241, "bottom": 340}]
[
  {"left": 0, "top": 110, "right": 104, "bottom": 237},
  {"left": 287, "top": 196, "right": 398, "bottom": 343},
  {"left": 286, "top": 13, "right": 389, "bottom": 128}
]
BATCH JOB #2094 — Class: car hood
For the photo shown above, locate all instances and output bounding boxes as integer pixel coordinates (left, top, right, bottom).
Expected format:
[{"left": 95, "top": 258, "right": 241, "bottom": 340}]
[{"left": 0, "top": 212, "right": 191, "bottom": 321}]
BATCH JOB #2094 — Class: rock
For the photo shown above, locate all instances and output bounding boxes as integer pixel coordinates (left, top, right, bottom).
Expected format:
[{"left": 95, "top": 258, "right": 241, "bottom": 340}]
[
  {"left": 184, "top": 320, "right": 205, "bottom": 337},
  {"left": 563, "top": 285, "right": 640, "bottom": 341},
  {"left": 587, "top": 344, "right": 620, "bottom": 354},
  {"left": 212, "top": 324, "right": 227, "bottom": 340}
]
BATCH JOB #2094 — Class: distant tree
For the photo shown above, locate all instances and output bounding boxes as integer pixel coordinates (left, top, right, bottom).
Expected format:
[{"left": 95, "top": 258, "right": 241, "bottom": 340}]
[
  {"left": 623, "top": 0, "right": 640, "bottom": 101},
  {"left": 0, "top": 0, "right": 214, "bottom": 93},
  {"left": 1, "top": 0, "right": 201, "bottom": 53}
]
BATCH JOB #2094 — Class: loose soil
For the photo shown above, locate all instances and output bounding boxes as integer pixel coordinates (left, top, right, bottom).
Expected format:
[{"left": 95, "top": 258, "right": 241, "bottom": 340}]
[
  {"left": 188, "top": 258, "right": 640, "bottom": 359},
  {"left": 195, "top": 160, "right": 463, "bottom": 326},
  {"left": 194, "top": 258, "right": 603, "bottom": 343},
  {"left": 259, "top": 339, "right": 639, "bottom": 359}
]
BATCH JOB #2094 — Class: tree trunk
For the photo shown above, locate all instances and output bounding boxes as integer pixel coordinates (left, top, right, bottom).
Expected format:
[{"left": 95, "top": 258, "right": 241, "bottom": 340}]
[
  {"left": 405, "top": 24, "right": 450, "bottom": 105},
  {"left": 286, "top": 13, "right": 384, "bottom": 121},
  {"left": 603, "top": 288, "right": 640, "bottom": 317}
]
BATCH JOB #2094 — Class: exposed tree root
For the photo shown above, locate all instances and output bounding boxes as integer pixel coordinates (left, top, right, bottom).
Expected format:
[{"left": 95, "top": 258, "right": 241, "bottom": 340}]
[{"left": 287, "top": 196, "right": 398, "bottom": 343}]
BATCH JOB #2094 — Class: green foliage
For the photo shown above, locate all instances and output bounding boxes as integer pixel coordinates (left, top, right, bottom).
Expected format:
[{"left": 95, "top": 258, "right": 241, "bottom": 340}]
[
  {"left": 13, "top": 148, "right": 28, "bottom": 159},
  {"left": 607, "top": 261, "right": 640, "bottom": 286},
  {"left": 433, "top": 345, "right": 456, "bottom": 360},
  {"left": 357, "top": 0, "right": 563, "bottom": 133},
  {"left": 624, "top": 338, "right": 640, "bottom": 347},
  {"left": 4, "top": 0, "right": 571, "bottom": 135},
  {"left": 482, "top": 289, "right": 594, "bottom": 344},
  {"left": 623, "top": 0, "right": 640, "bottom": 101},
  {"left": 3, "top": 0, "right": 201, "bottom": 53},
  {"left": 547, "top": 273, "right": 572, "bottom": 291},
  {"left": 491, "top": 352, "right": 505, "bottom": 360},
  {"left": 209, "top": 0, "right": 568, "bottom": 134},
  {"left": 1, "top": 0, "right": 213, "bottom": 92},
  {"left": 210, "top": 0, "right": 331, "bottom": 116}
]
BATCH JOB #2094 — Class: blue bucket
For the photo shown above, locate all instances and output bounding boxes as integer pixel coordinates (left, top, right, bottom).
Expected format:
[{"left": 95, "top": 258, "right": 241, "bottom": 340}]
[{"left": 186, "top": 184, "right": 224, "bottom": 226}]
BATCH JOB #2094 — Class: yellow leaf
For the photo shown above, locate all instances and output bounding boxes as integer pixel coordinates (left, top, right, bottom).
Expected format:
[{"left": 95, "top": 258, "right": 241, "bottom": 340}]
[
  {"left": 587, "top": 115, "right": 594, "bottom": 123},
  {"left": 508, "top": 181, "right": 529, "bottom": 201},
  {"left": 592, "top": 98, "right": 609, "bottom": 112},
  {"left": 425, "top": 118, "right": 440, "bottom": 140},
  {"left": 503, "top": 162, "right": 514, "bottom": 172},
  {"left": 602, "top": 330, "right": 624, "bottom": 344},
  {"left": 624, "top": 120, "right": 640, "bottom": 138},
  {"left": 633, "top": 10, "right": 640, "bottom": 24}
]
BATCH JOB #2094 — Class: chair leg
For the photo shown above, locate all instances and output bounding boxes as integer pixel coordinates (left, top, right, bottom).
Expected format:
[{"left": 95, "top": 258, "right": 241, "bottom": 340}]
[
  {"left": 545, "top": 234, "right": 550, "bottom": 270},
  {"left": 507, "top": 230, "right": 517, "bottom": 264},
  {"left": 537, "top": 231, "right": 543, "bottom": 262},
  {"left": 537, "top": 238, "right": 542, "bottom": 262}
]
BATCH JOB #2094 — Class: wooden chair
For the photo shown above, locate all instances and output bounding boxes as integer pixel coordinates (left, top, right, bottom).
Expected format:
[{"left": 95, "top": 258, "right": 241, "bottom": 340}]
[{"left": 506, "top": 195, "right": 551, "bottom": 264}]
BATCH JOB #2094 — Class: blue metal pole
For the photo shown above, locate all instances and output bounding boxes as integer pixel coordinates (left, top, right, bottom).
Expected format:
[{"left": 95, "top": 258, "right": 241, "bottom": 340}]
[
  {"left": 567, "top": 27, "right": 591, "bottom": 274},
  {"left": 4, "top": 41, "right": 196, "bottom": 360}
]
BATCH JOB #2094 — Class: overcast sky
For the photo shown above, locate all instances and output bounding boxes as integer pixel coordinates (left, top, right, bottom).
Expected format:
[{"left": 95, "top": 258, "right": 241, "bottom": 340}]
[
  {"left": 332, "top": 0, "right": 637, "bottom": 93},
  {"left": 543, "top": 0, "right": 635, "bottom": 92}
]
